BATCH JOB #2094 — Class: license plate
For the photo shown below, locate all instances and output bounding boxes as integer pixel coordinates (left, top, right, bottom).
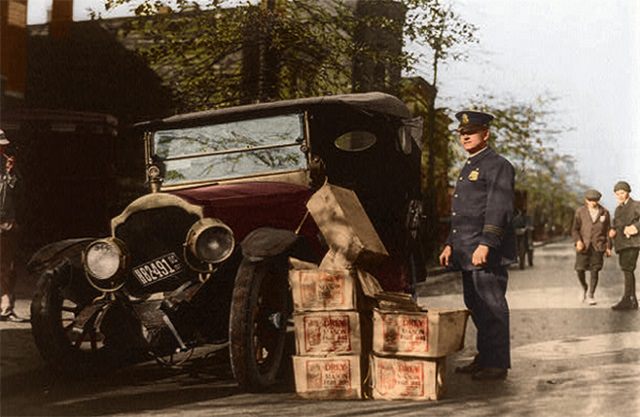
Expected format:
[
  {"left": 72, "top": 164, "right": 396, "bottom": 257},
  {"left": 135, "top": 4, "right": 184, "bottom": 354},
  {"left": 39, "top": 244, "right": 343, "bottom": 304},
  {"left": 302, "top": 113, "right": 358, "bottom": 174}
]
[{"left": 132, "top": 253, "right": 183, "bottom": 287}]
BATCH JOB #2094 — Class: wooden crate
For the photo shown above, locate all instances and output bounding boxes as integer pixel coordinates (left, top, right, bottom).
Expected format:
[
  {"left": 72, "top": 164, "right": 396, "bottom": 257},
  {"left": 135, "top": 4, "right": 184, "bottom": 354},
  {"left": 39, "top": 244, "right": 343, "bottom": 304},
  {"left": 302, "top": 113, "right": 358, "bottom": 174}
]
[
  {"left": 293, "top": 311, "right": 365, "bottom": 356},
  {"left": 289, "top": 269, "right": 357, "bottom": 312},
  {"left": 370, "top": 355, "right": 446, "bottom": 400},
  {"left": 372, "top": 308, "right": 469, "bottom": 358},
  {"left": 307, "top": 183, "right": 388, "bottom": 267},
  {"left": 293, "top": 355, "right": 363, "bottom": 399}
]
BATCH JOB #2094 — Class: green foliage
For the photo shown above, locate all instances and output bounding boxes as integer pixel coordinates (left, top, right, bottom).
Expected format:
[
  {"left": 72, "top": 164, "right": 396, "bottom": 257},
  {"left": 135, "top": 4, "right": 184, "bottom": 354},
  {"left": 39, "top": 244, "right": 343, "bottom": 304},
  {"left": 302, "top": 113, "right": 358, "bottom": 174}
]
[
  {"left": 403, "top": 0, "right": 477, "bottom": 85},
  {"left": 103, "top": 0, "right": 405, "bottom": 111}
]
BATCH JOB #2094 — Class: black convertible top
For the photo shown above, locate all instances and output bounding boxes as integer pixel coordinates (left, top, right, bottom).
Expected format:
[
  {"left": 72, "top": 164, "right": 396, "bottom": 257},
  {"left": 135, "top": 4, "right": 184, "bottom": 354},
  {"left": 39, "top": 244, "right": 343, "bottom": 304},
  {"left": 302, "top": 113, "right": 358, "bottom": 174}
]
[{"left": 135, "top": 92, "right": 412, "bottom": 130}]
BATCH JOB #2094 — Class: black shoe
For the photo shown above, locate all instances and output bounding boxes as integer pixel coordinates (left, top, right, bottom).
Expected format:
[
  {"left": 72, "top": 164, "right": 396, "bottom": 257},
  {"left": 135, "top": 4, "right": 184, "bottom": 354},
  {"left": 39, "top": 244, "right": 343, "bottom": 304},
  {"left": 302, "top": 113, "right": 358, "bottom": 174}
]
[
  {"left": 471, "top": 367, "right": 508, "bottom": 381},
  {"left": 0, "top": 312, "right": 29, "bottom": 323},
  {"left": 611, "top": 297, "right": 639, "bottom": 311},
  {"left": 455, "top": 360, "right": 482, "bottom": 374}
]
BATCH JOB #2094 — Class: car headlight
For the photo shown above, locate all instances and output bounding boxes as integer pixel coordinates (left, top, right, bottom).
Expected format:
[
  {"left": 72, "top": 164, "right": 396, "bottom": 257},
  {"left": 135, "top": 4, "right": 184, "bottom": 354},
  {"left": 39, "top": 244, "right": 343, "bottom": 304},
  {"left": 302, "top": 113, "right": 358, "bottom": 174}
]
[
  {"left": 84, "top": 238, "right": 128, "bottom": 291},
  {"left": 186, "top": 218, "right": 235, "bottom": 264}
]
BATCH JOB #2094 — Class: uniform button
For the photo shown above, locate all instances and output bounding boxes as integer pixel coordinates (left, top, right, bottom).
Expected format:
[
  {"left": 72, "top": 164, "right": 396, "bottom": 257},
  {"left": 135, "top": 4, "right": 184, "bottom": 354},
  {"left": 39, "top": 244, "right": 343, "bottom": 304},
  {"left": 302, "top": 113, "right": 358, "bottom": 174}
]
[
  {"left": 467, "top": 161, "right": 471, "bottom": 165},
  {"left": 454, "top": 194, "right": 459, "bottom": 198},
  {"left": 452, "top": 229, "right": 457, "bottom": 233},
  {"left": 452, "top": 212, "right": 457, "bottom": 216},
  {"left": 459, "top": 177, "right": 463, "bottom": 180}
]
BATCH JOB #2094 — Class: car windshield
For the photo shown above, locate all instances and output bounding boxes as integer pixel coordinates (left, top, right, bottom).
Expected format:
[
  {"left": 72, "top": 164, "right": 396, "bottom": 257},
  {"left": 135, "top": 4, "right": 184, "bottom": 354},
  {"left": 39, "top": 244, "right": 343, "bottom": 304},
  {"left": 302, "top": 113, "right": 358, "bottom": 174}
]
[{"left": 153, "top": 113, "right": 306, "bottom": 185}]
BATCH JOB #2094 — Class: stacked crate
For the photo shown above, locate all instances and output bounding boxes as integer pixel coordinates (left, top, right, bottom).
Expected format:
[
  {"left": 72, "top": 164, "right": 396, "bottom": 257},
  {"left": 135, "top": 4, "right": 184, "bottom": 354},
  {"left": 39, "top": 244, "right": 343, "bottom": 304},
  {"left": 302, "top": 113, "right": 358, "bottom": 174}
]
[
  {"left": 369, "top": 307, "right": 469, "bottom": 400},
  {"left": 289, "top": 267, "right": 371, "bottom": 399},
  {"left": 298, "top": 183, "right": 469, "bottom": 401}
]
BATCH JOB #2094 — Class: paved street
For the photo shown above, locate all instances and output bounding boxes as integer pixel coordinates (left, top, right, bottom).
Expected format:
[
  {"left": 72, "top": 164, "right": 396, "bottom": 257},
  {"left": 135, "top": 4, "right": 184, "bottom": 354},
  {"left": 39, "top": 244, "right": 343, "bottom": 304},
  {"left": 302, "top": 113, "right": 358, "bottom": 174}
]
[{"left": 2, "top": 240, "right": 639, "bottom": 417}]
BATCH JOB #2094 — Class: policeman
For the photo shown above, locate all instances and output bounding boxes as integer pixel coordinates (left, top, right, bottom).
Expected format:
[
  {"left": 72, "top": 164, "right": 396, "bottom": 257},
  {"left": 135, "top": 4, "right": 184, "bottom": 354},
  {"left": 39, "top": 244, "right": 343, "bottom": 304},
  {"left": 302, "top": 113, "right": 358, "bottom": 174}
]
[{"left": 439, "top": 110, "right": 516, "bottom": 381}]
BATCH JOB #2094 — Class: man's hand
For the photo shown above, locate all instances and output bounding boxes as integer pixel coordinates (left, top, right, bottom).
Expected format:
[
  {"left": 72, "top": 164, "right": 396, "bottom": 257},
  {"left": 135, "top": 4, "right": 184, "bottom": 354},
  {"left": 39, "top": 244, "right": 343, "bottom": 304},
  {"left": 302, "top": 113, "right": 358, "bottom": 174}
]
[
  {"left": 439, "top": 245, "right": 452, "bottom": 267},
  {"left": 609, "top": 229, "right": 617, "bottom": 239},
  {"left": 575, "top": 240, "right": 585, "bottom": 252},
  {"left": 472, "top": 244, "right": 490, "bottom": 266},
  {"left": 605, "top": 248, "right": 612, "bottom": 257},
  {"left": 623, "top": 225, "right": 639, "bottom": 237}
]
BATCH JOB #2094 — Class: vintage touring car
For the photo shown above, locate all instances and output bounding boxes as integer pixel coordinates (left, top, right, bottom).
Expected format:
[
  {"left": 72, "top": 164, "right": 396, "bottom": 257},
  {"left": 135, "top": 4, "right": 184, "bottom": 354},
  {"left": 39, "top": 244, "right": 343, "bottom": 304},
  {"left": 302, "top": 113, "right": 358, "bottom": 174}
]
[{"left": 29, "top": 92, "right": 425, "bottom": 391}]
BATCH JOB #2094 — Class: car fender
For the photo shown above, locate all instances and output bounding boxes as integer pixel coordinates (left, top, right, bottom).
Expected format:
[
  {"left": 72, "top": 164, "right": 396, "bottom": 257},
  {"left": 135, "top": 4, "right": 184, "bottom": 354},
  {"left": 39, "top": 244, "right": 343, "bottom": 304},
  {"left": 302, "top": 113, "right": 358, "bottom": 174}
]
[
  {"left": 240, "top": 227, "right": 318, "bottom": 263},
  {"left": 28, "top": 238, "right": 96, "bottom": 276}
]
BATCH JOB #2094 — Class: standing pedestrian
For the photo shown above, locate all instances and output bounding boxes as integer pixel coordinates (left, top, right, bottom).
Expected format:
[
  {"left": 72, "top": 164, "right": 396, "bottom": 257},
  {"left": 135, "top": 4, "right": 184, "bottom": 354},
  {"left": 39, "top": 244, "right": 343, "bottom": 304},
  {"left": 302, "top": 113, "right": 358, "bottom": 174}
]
[
  {"left": 609, "top": 181, "right": 640, "bottom": 311},
  {"left": 438, "top": 110, "right": 516, "bottom": 381},
  {"left": 571, "top": 189, "right": 611, "bottom": 305},
  {"left": 0, "top": 129, "right": 27, "bottom": 322}
]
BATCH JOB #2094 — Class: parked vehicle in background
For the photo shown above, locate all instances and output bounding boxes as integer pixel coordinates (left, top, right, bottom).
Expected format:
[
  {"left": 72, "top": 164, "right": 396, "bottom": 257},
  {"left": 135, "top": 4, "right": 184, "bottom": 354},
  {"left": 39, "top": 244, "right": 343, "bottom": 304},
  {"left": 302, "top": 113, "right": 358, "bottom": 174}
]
[{"left": 28, "top": 92, "right": 425, "bottom": 391}]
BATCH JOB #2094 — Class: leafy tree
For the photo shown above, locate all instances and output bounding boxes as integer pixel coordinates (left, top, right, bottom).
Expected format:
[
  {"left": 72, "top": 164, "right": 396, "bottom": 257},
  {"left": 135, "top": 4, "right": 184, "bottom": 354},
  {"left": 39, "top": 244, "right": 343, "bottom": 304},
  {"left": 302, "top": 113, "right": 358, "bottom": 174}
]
[{"left": 102, "top": 0, "right": 402, "bottom": 111}]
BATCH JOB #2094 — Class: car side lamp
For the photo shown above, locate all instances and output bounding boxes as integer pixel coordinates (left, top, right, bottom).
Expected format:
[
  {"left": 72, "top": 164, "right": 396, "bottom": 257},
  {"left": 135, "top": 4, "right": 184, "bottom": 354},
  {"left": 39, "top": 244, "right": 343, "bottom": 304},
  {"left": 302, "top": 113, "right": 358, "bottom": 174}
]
[{"left": 184, "top": 218, "right": 235, "bottom": 273}]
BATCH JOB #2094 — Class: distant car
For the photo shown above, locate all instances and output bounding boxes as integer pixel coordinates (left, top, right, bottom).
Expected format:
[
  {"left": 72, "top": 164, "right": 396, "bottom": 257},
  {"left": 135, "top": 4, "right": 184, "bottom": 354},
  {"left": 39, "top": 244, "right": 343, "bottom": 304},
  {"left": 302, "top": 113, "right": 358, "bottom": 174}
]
[{"left": 29, "top": 92, "right": 425, "bottom": 391}]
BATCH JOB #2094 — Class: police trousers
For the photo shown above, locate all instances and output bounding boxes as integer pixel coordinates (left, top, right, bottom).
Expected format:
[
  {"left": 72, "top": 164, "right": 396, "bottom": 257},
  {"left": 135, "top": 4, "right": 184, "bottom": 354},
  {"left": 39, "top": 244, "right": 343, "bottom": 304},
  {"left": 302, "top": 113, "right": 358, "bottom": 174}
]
[{"left": 462, "top": 266, "right": 511, "bottom": 369}]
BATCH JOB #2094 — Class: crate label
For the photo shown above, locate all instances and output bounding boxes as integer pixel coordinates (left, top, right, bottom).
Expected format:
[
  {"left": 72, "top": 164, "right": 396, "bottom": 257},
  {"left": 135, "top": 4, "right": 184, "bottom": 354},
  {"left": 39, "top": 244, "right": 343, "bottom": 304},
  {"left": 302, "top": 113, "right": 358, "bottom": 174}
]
[
  {"left": 382, "top": 314, "right": 429, "bottom": 352},
  {"left": 375, "top": 359, "right": 425, "bottom": 397},
  {"left": 303, "top": 314, "right": 352, "bottom": 353},
  {"left": 298, "top": 271, "right": 346, "bottom": 307},
  {"left": 305, "top": 359, "right": 352, "bottom": 390}
]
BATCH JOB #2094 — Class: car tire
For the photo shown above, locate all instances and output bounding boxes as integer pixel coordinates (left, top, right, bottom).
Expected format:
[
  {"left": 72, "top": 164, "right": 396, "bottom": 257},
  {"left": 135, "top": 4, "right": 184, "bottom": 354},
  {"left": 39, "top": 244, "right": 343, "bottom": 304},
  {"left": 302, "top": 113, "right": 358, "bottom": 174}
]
[
  {"left": 229, "top": 257, "right": 291, "bottom": 392},
  {"left": 30, "top": 261, "right": 142, "bottom": 375}
]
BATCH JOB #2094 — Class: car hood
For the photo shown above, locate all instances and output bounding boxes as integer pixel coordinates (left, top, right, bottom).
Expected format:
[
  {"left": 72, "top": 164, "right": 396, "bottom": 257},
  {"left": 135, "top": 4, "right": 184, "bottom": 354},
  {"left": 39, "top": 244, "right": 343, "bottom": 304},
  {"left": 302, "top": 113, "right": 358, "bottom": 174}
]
[{"left": 170, "top": 182, "right": 314, "bottom": 241}]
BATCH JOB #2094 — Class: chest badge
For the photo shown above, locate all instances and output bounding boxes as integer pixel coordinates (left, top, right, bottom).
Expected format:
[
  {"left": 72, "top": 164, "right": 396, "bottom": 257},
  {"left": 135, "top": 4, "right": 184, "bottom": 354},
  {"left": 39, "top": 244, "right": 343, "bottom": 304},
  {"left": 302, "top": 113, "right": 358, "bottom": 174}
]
[{"left": 468, "top": 169, "right": 479, "bottom": 181}]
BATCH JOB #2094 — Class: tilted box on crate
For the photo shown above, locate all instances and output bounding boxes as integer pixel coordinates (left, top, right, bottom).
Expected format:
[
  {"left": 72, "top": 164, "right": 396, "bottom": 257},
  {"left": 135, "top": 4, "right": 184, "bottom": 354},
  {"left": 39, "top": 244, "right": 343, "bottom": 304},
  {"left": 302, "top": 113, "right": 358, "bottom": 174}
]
[
  {"left": 307, "top": 183, "right": 389, "bottom": 268},
  {"left": 370, "top": 355, "right": 446, "bottom": 400},
  {"left": 372, "top": 308, "right": 469, "bottom": 358},
  {"left": 292, "top": 355, "right": 364, "bottom": 399}
]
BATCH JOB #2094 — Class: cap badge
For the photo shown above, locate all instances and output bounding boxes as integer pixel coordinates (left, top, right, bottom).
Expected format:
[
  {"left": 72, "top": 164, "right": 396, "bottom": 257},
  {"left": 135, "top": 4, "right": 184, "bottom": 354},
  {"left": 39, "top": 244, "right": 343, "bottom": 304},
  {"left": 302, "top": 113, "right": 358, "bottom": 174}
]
[{"left": 461, "top": 113, "right": 469, "bottom": 125}]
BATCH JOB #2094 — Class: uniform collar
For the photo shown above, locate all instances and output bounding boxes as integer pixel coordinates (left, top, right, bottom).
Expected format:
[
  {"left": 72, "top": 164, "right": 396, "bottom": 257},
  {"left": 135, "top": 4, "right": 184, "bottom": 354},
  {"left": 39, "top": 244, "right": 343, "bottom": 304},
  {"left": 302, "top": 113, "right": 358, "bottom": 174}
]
[
  {"left": 468, "top": 145, "right": 489, "bottom": 159},
  {"left": 466, "top": 147, "right": 494, "bottom": 166}
]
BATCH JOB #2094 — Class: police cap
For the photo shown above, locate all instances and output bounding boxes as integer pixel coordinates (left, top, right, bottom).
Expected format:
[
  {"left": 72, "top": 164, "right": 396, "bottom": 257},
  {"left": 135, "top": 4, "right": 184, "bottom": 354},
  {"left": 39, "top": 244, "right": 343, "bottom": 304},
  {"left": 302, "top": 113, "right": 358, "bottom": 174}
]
[{"left": 455, "top": 110, "right": 494, "bottom": 134}]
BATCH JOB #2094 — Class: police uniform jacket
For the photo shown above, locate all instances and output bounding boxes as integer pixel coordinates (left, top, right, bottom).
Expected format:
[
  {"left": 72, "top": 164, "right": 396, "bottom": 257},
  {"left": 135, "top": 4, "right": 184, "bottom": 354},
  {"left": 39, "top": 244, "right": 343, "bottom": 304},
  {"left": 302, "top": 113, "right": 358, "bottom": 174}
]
[
  {"left": 611, "top": 198, "right": 640, "bottom": 252},
  {"left": 571, "top": 205, "right": 611, "bottom": 252},
  {"left": 446, "top": 147, "right": 517, "bottom": 270}
]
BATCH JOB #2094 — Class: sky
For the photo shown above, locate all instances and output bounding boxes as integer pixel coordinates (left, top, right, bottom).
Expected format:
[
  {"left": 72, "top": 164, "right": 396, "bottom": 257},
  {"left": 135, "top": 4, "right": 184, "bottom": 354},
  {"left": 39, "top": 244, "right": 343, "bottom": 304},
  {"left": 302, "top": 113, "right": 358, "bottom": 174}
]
[{"left": 27, "top": 0, "right": 639, "bottom": 210}]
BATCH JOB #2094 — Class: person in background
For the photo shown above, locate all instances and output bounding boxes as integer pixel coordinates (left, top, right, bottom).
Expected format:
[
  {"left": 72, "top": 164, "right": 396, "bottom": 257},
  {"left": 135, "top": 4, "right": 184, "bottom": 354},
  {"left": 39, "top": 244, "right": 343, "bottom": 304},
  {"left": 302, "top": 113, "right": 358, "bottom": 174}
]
[
  {"left": 609, "top": 181, "right": 640, "bottom": 311},
  {"left": 0, "top": 129, "right": 27, "bottom": 322},
  {"left": 571, "top": 189, "right": 611, "bottom": 305},
  {"left": 438, "top": 110, "right": 516, "bottom": 381}
]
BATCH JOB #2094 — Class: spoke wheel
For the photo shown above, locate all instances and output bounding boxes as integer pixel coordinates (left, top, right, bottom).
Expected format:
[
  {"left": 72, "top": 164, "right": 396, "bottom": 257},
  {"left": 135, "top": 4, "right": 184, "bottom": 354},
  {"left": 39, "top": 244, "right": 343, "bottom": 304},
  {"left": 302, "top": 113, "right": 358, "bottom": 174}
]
[
  {"left": 229, "top": 257, "right": 290, "bottom": 391},
  {"left": 30, "top": 262, "right": 139, "bottom": 374}
]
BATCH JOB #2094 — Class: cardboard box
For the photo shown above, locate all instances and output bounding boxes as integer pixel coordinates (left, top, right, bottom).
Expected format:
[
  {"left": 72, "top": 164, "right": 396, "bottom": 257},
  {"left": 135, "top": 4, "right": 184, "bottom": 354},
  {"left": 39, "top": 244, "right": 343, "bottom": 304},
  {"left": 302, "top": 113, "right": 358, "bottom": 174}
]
[
  {"left": 293, "top": 311, "right": 364, "bottom": 355},
  {"left": 372, "top": 308, "right": 469, "bottom": 358},
  {"left": 289, "top": 269, "right": 357, "bottom": 312},
  {"left": 307, "top": 184, "right": 388, "bottom": 267},
  {"left": 370, "top": 355, "right": 446, "bottom": 400},
  {"left": 293, "top": 355, "right": 363, "bottom": 399}
]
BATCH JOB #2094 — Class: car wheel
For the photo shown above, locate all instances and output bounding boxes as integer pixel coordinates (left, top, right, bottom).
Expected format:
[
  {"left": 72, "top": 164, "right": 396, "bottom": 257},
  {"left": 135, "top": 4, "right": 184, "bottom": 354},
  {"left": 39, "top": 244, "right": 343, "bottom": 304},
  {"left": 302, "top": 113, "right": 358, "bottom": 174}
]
[
  {"left": 229, "top": 257, "right": 291, "bottom": 392},
  {"left": 30, "top": 261, "right": 141, "bottom": 375}
]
